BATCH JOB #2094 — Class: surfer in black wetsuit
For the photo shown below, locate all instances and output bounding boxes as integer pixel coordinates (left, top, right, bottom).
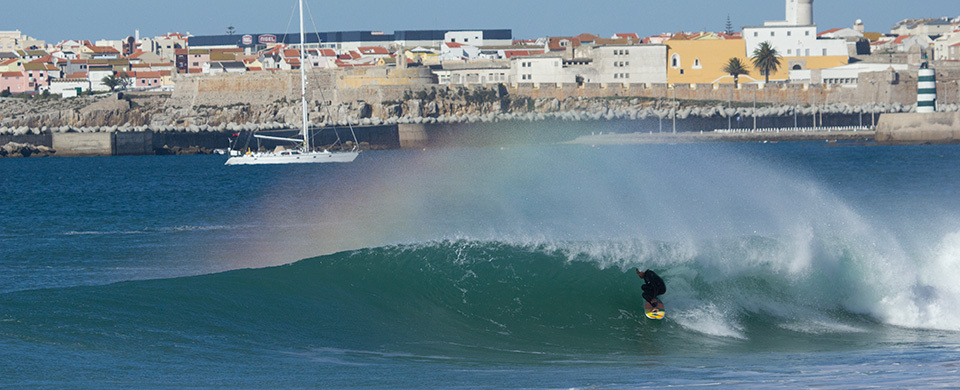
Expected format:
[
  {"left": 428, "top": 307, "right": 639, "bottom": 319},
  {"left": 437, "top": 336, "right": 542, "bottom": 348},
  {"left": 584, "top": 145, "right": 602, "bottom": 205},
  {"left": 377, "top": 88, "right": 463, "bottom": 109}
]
[{"left": 636, "top": 268, "right": 666, "bottom": 307}]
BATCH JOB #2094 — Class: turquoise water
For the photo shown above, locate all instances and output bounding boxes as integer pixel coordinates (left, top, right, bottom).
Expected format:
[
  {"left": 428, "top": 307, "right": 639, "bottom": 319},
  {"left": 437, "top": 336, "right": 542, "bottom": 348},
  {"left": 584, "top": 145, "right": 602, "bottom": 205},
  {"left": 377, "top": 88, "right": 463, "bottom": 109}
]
[{"left": 2, "top": 142, "right": 960, "bottom": 388}]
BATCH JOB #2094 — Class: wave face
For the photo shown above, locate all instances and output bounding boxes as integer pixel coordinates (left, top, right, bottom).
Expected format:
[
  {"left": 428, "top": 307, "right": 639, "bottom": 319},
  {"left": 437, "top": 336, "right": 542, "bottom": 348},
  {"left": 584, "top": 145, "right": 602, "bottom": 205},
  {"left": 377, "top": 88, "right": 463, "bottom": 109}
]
[{"left": 4, "top": 237, "right": 959, "bottom": 363}]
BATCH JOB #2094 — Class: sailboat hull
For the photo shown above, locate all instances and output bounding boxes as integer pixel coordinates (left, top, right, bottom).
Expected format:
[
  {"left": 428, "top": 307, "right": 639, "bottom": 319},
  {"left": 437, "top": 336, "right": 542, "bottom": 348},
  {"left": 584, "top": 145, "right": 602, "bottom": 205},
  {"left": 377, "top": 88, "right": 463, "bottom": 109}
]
[{"left": 225, "top": 150, "right": 359, "bottom": 165}]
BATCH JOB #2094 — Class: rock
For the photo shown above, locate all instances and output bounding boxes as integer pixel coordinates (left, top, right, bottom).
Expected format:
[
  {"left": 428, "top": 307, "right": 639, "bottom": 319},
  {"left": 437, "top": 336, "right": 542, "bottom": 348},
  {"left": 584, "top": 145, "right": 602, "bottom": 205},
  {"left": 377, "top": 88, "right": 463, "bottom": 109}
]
[{"left": 0, "top": 142, "right": 54, "bottom": 158}]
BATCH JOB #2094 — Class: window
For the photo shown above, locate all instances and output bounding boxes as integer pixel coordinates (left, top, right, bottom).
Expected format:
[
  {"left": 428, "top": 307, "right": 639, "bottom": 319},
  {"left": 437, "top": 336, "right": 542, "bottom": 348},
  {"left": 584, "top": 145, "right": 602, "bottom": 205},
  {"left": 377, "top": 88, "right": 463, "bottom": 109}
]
[
  {"left": 670, "top": 53, "right": 680, "bottom": 69},
  {"left": 771, "top": 32, "right": 775, "bottom": 37},
  {"left": 822, "top": 49, "right": 827, "bottom": 56},
  {"left": 787, "top": 31, "right": 792, "bottom": 36},
  {"left": 625, "top": 50, "right": 629, "bottom": 55},
  {"left": 805, "top": 31, "right": 810, "bottom": 36},
  {"left": 787, "top": 49, "right": 792, "bottom": 55},
  {"left": 693, "top": 58, "right": 701, "bottom": 69},
  {"left": 754, "top": 32, "right": 758, "bottom": 37}
]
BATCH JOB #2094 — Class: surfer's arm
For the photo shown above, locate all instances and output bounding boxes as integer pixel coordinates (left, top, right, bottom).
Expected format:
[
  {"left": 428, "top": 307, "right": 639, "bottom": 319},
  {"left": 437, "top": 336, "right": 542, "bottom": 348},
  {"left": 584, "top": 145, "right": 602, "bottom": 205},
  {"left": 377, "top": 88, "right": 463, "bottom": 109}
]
[{"left": 636, "top": 268, "right": 644, "bottom": 278}]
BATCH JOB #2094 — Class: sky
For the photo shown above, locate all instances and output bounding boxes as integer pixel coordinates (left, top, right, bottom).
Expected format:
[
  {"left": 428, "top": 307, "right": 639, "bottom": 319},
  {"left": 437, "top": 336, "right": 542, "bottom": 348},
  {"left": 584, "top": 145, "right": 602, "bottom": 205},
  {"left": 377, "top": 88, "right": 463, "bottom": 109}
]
[{"left": 3, "top": 0, "right": 958, "bottom": 44}]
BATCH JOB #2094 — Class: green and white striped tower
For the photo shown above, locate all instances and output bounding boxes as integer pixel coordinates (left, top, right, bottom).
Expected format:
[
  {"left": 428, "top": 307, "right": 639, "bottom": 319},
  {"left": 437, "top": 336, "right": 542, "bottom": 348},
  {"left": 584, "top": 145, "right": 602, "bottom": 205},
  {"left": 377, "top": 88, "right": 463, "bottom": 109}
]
[{"left": 917, "top": 67, "right": 937, "bottom": 113}]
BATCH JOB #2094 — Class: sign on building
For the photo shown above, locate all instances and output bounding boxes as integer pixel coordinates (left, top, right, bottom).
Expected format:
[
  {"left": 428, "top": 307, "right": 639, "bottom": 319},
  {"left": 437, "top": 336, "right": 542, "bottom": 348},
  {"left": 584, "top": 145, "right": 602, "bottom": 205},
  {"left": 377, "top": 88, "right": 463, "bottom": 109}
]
[{"left": 258, "top": 35, "right": 277, "bottom": 44}]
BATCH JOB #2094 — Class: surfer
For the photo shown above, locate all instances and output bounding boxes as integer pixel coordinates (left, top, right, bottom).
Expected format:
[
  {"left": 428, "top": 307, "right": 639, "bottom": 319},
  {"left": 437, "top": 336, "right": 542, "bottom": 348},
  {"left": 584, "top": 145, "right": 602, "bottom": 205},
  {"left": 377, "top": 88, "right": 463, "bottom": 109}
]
[{"left": 636, "top": 268, "right": 666, "bottom": 309}]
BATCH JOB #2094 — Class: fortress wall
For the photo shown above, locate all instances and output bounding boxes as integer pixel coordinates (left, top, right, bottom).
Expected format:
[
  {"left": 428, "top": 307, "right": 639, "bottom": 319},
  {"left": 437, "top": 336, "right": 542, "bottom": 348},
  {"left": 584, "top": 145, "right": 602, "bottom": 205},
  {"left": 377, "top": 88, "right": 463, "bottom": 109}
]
[{"left": 876, "top": 112, "right": 960, "bottom": 144}]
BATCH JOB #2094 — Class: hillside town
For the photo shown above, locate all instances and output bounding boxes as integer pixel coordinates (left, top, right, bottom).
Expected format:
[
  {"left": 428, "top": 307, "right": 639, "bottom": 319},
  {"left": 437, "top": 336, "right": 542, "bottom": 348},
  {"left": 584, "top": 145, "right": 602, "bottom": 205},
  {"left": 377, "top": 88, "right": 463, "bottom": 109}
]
[{"left": 2, "top": 0, "right": 959, "bottom": 98}]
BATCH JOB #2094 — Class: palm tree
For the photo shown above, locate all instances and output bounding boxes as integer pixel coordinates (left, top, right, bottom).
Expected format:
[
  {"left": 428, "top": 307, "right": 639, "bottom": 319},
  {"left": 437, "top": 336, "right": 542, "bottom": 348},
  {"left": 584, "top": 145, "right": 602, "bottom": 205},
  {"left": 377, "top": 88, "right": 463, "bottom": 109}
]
[
  {"left": 751, "top": 42, "right": 782, "bottom": 83},
  {"left": 723, "top": 57, "right": 750, "bottom": 87},
  {"left": 101, "top": 72, "right": 131, "bottom": 92}
]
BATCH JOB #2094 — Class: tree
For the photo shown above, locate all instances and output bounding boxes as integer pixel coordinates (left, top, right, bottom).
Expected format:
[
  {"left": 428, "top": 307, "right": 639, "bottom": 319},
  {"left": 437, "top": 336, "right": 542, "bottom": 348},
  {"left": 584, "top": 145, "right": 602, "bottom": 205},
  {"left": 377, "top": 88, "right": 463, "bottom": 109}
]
[
  {"left": 723, "top": 57, "right": 750, "bottom": 88},
  {"left": 101, "top": 72, "right": 132, "bottom": 92},
  {"left": 751, "top": 41, "right": 782, "bottom": 83},
  {"left": 725, "top": 15, "right": 734, "bottom": 35}
]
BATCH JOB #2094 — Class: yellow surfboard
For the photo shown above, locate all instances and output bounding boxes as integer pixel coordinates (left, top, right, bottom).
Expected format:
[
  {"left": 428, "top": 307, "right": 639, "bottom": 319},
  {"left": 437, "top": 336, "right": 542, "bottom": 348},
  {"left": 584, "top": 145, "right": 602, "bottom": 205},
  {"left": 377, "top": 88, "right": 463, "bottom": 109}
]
[{"left": 644, "top": 300, "right": 665, "bottom": 320}]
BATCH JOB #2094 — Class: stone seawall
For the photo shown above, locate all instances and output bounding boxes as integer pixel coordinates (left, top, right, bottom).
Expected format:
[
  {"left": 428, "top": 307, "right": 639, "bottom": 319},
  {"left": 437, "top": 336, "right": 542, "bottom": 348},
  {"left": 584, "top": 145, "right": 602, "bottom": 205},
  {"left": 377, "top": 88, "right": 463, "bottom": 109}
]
[
  {"left": 166, "top": 68, "right": 436, "bottom": 109},
  {"left": 876, "top": 112, "right": 960, "bottom": 144}
]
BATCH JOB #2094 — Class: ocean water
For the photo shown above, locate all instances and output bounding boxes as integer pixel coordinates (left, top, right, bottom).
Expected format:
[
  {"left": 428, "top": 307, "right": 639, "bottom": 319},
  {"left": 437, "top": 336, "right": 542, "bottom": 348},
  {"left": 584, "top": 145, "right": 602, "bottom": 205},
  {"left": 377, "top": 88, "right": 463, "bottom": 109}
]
[{"left": 2, "top": 140, "right": 960, "bottom": 388}]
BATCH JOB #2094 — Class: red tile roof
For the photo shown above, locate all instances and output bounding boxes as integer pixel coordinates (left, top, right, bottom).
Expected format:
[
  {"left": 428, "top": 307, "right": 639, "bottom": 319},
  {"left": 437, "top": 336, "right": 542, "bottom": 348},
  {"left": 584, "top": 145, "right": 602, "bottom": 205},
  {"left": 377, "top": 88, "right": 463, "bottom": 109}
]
[
  {"left": 132, "top": 71, "right": 163, "bottom": 78},
  {"left": 503, "top": 49, "right": 545, "bottom": 58},
  {"left": 358, "top": 46, "right": 390, "bottom": 55},
  {"left": 1, "top": 71, "right": 24, "bottom": 77},
  {"left": 817, "top": 28, "right": 843, "bottom": 37},
  {"left": 614, "top": 33, "right": 640, "bottom": 41},
  {"left": 547, "top": 37, "right": 581, "bottom": 51},
  {"left": 576, "top": 33, "right": 600, "bottom": 42},
  {"left": 893, "top": 35, "right": 912, "bottom": 44},
  {"left": 64, "top": 72, "right": 87, "bottom": 79},
  {"left": 87, "top": 45, "right": 120, "bottom": 54}
]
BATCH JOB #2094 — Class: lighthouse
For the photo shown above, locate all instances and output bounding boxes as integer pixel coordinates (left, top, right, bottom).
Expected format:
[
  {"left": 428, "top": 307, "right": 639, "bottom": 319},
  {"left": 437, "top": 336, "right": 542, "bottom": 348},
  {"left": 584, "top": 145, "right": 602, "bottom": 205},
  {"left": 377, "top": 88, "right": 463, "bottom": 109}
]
[{"left": 785, "top": 0, "right": 814, "bottom": 26}]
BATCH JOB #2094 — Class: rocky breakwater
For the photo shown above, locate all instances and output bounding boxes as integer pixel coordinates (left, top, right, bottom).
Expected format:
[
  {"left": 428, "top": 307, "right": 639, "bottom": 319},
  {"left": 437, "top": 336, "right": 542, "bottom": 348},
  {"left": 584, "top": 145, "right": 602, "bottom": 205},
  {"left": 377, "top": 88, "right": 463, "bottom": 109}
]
[
  {"left": 4, "top": 77, "right": 960, "bottom": 145},
  {"left": 371, "top": 86, "right": 960, "bottom": 127},
  {"left": 1, "top": 142, "right": 54, "bottom": 158},
  {"left": 0, "top": 94, "right": 162, "bottom": 133}
]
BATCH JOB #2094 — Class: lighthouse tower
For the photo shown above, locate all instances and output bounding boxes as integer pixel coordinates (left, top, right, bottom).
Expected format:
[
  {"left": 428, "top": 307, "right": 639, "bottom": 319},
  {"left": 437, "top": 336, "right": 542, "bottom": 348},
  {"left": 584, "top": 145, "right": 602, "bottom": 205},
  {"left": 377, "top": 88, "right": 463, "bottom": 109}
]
[{"left": 785, "top": 0, "right": 814, "bottom": 26}]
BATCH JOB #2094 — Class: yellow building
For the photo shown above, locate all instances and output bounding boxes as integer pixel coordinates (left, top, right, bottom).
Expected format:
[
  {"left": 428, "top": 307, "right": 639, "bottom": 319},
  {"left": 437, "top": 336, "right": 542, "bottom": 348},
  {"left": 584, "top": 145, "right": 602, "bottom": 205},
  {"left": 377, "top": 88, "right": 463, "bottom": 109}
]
[
  {"left": 0, "top": 58, "right": 22, "bottom": 73},
  {"left": 404, "top": 48, "right": 439, "bottom": 65},
  {"left": 665, "top": 39, "right": 847, "bottom": 85}
]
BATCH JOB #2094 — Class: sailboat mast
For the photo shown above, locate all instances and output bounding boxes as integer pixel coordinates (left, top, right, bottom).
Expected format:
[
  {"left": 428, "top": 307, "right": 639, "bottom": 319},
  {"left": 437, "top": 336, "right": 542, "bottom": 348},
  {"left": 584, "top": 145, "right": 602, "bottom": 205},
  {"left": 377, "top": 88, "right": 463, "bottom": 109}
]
[{"left": 299, "top": 0, "right": 309, "bottom": 151}]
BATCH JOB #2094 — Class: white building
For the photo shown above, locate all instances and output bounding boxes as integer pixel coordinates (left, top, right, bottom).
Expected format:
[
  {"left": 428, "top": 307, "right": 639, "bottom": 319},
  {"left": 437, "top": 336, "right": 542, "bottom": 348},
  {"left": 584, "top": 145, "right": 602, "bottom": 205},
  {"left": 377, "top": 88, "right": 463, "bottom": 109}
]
[
  {"left": 933, "top": 32, "right": 960, "bottom": 60},
  {"left": 444, "top": 31, "right": 483, "bottom": 46},
  {"left": 586, "top": 45, "right": 667, "bottom": 84},
  {"left": 0, "top": 30, "right": 44, "bottom": 51},
  {"left": 141, "top": 33, "right": 189, "bottom": 62},
  {"left": 48, "top": 78, "right": 90, "bottom": 97},
  {"left": 790, "top": 63, "right": 908, "bottom": 87},
  {"left": 435, "top": 66, "right": 510, "bottom": 85},
  {"left": 87, "top": 66, "right": 114, "bottom": 92},
  {"left": 506, "top": 44, "right": 667, "bottom": 85},
  {"left": 891, "top": 18, "right": 956, "bottom": 37},
  {"left": 439, "top": 42, "right": 481, "bottom": 63},
  {"left": 743, "top": 0, "right": 847, "bottom": 58},
  {"left": 512, "top": 57, "right": 570, "bottom": 84}
]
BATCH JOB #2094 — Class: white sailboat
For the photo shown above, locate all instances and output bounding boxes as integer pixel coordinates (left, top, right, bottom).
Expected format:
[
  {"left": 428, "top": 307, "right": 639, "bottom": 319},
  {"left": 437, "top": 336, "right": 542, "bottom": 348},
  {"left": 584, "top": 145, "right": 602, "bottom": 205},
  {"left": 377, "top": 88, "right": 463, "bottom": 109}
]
[{"left": 225, "top": 0, "right": 359, "bottom": 166}]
